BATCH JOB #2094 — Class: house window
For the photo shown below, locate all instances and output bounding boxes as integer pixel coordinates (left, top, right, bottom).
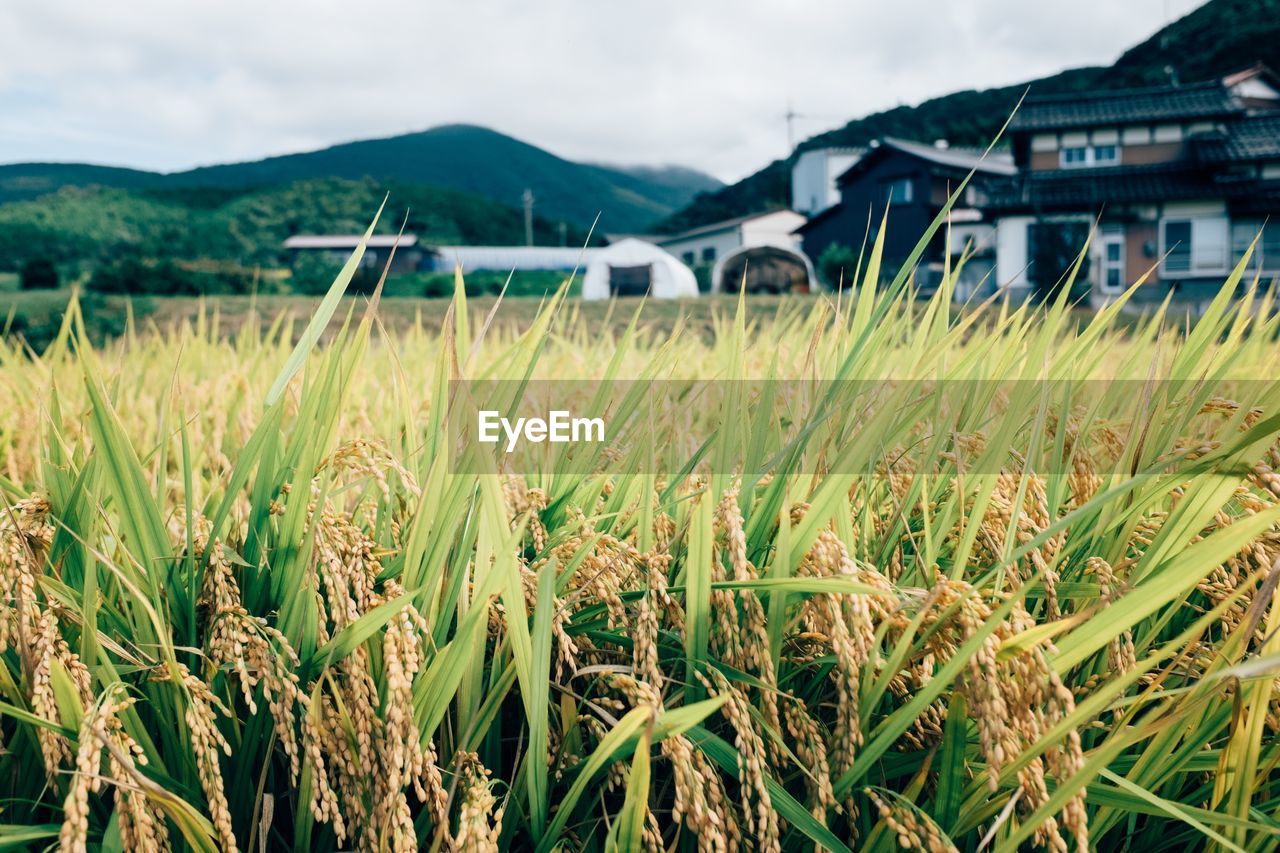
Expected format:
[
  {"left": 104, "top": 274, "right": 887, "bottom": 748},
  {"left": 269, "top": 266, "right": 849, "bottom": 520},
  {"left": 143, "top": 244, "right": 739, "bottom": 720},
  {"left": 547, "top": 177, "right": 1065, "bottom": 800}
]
[
  {"left": 1093, "top": 144, "right": 1119, "bottom": 164},
  {"left": 1163, "top": 221, "right": 1192, "bottom": 273},
  {"left": 701, "top": 247, "right": 717, "bottom": 263},
  {"left": 1060, "top": 145, "right": 1119, "bottom": 168},
  {"left": 1061, "top": 147, "right": 1089, "bottom": 167},
  {"left": 1266, "top": 225, "right": 1280, "bottom": 273},
  {"left": 682, "top": 251, "right": 695, "bottom": 266},
  {"left": 1231, "top": 222, "right": 1255, "bottom": 270},
  {"left": 1103, "top": 238, "right": 1124, "bottom": 291},
  {"left": 1161, "top": 217, "right": 1229, "bottom": 276},
  {"left": 1027, "top": 219, "right": 1093, "bottom": 293},
  {"left": 1232, "top": 220, "right": 1280, "bottom": 273},
  {"left": 886, "top": 177, "right": 913, "bottom": 204}
]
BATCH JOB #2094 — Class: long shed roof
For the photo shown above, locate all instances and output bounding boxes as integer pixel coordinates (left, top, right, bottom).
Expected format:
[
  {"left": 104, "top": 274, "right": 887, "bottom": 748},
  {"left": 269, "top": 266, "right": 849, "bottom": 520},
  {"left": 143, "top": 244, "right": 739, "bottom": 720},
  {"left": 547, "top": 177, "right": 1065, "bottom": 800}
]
[{"left": 283, "top": 235, "right": 419, "bottom": 249}]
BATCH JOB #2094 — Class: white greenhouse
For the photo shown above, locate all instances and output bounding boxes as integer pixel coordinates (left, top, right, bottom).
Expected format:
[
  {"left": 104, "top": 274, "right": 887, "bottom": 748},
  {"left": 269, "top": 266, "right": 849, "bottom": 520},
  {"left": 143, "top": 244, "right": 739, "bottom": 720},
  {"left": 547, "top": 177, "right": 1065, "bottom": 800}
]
[{"left": 581, "top": 238, "right": 699, "bottom": 300}]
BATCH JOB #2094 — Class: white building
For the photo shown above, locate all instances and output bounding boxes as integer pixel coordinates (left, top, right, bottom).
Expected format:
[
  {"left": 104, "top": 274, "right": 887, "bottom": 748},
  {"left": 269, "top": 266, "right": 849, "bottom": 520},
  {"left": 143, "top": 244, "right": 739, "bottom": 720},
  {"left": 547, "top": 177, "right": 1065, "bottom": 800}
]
[
  {"left": 581, "top": 239, "right": 699, "bottom": 300},
  {"left": 656, "top": 210, "right": 808, "bottom": 270},
  {"left": 791, "top": 147, "right": 866, "bottom": 216}
]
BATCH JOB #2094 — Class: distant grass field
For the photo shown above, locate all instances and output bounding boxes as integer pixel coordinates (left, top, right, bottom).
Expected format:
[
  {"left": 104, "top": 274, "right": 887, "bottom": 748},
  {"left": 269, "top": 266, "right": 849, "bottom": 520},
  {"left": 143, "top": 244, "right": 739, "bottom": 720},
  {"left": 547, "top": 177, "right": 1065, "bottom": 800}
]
[{"left": 1, "top": 287, "right": 811, "bottom": 348}]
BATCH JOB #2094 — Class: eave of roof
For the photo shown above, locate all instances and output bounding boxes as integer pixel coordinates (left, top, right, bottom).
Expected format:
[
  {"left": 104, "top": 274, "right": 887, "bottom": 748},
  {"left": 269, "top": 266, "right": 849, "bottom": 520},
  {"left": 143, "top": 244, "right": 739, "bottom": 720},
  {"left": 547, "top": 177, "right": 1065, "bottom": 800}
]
[
  {"left": 1229, "top": 179, "right": 1280, "bottom": 213},
  {"left": 983, "top": 163, "right": 1227, "bottom": 211}
]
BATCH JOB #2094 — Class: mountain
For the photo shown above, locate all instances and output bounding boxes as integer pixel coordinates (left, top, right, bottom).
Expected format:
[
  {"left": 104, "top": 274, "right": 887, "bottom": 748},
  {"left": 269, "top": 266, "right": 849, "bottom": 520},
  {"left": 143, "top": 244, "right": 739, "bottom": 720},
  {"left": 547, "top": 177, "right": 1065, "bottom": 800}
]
[
  {"left": 0, "top": 163, "right": 164, "bottom": 203},
  {"left": 597, "top": 164, "right": 724, "bottom": 209},
  {"left": 0, "top": 178, "right": 589, "bottom": 270},
  {"left": 655, "top": 0, "right": 1280, "bottom": 233},
  {"left": 0, "top": 125, "right": 721, "bottom": 233}
]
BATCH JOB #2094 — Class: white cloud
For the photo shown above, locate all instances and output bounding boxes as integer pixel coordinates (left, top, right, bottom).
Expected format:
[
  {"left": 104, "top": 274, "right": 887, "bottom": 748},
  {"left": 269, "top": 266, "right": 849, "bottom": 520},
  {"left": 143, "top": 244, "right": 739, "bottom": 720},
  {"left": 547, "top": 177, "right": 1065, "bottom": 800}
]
[{"left": 0, "top": 0, "right": 1203, "bottom": 182}]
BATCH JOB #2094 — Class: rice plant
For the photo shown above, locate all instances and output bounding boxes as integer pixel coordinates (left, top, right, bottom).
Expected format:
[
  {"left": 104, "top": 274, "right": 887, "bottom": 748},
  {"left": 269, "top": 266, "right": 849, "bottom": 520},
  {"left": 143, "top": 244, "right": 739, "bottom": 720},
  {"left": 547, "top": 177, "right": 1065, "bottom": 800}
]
[{"left": 2, "top": 214, "right": 1280, "bottom": 851}]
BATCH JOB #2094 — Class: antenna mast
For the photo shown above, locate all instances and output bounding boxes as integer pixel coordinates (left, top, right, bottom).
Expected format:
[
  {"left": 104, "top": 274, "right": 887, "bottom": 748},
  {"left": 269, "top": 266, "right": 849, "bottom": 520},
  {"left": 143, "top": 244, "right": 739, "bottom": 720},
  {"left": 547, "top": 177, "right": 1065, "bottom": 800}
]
[{"left": 784, "top": 102, "right": 840, "bottom": 156}]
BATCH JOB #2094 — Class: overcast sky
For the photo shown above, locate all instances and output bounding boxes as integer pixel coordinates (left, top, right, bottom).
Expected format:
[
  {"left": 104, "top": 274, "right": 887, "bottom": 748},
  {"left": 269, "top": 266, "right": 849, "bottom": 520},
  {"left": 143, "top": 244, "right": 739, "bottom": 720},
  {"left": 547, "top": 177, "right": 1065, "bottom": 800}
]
[{"left": 0, "top": 0, "right": 1203, "bottom": 183}]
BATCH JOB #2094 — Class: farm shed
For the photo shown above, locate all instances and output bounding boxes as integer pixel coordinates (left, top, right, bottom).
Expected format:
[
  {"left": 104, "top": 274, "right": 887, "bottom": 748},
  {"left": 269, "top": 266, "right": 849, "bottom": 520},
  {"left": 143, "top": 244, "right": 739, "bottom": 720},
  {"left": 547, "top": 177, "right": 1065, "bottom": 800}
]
[
  {"left": 712, "top": 244, "right": 816, "bottom": 294},
  {"left": 581, "top": 239, "right": 699, "bottom": 300}
]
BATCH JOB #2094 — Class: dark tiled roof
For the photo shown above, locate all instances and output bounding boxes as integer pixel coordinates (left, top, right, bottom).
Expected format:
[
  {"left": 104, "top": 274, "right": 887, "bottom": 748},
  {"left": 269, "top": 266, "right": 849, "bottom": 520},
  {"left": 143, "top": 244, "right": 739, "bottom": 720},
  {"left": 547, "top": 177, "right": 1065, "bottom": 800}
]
[
  {"left": 1192, "top": 114, "right": 1280, "bottom": 163},
  {"left": 1011, "top": 81, "right": 1242, "bottom": 132},
  {"left": 984, "top": 164, "right": 1217, "bottom": 210},
  {"left": 1229, "top": 180, "right": 1280, "bottom": 213}
]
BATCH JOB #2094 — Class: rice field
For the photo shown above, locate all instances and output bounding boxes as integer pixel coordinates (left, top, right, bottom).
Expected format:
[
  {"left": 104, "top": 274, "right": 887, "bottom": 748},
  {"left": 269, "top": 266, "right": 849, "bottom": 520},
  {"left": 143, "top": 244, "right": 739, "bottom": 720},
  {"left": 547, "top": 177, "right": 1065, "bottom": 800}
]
[{"left": 3, "top": 219, "right": 1280, "bottom": 852}]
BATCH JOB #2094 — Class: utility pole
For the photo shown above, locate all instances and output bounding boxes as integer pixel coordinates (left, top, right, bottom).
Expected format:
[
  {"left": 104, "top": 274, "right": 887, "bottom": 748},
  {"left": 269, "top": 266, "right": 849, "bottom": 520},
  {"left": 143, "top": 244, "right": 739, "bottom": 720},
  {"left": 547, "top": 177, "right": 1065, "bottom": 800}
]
[
  {"left": 522, "top": 188, "right": 535, "bottom": 247},
  {"left": 558, "top": 221, "right": 567, "bottom": 247}
]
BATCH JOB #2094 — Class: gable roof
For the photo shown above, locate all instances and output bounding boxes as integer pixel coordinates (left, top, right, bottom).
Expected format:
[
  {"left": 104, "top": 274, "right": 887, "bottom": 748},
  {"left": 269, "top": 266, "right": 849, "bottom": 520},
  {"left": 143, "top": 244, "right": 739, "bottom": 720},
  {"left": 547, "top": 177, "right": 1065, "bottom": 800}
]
[
  {"left": 1010, "top": 80, "right": 1241, "bottom": 132},
  {"left": 835, "top": 138, "right": 1015, "bottom": 186},
  {"left": 1222, "top": 63, "right": 1280, "bottom": 91}
]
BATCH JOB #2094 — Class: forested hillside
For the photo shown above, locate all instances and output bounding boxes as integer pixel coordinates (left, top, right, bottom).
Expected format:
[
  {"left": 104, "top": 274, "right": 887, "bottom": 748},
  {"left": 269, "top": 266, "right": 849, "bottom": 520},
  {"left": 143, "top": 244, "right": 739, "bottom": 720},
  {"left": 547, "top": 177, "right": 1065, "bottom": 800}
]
[
  {"left": 0, "top": 125, "right": 721, "bottom": 234},
  {"left": 0, "top": 178, "right": 587, "bottom": 271}
]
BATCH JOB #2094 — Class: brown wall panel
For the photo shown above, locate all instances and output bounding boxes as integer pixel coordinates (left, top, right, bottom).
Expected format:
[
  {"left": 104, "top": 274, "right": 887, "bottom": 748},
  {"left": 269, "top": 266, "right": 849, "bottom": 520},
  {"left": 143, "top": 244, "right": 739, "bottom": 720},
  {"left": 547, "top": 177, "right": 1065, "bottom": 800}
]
[
  {"left": 1030, "top": 151, "right": 1059, "bottom": 170},
  {"left": 1125, "top": 222, "right": 1158, "bottom": 284},
  {"left": 1120, "top": 143, "right": 1183, "bottom": 165}
]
